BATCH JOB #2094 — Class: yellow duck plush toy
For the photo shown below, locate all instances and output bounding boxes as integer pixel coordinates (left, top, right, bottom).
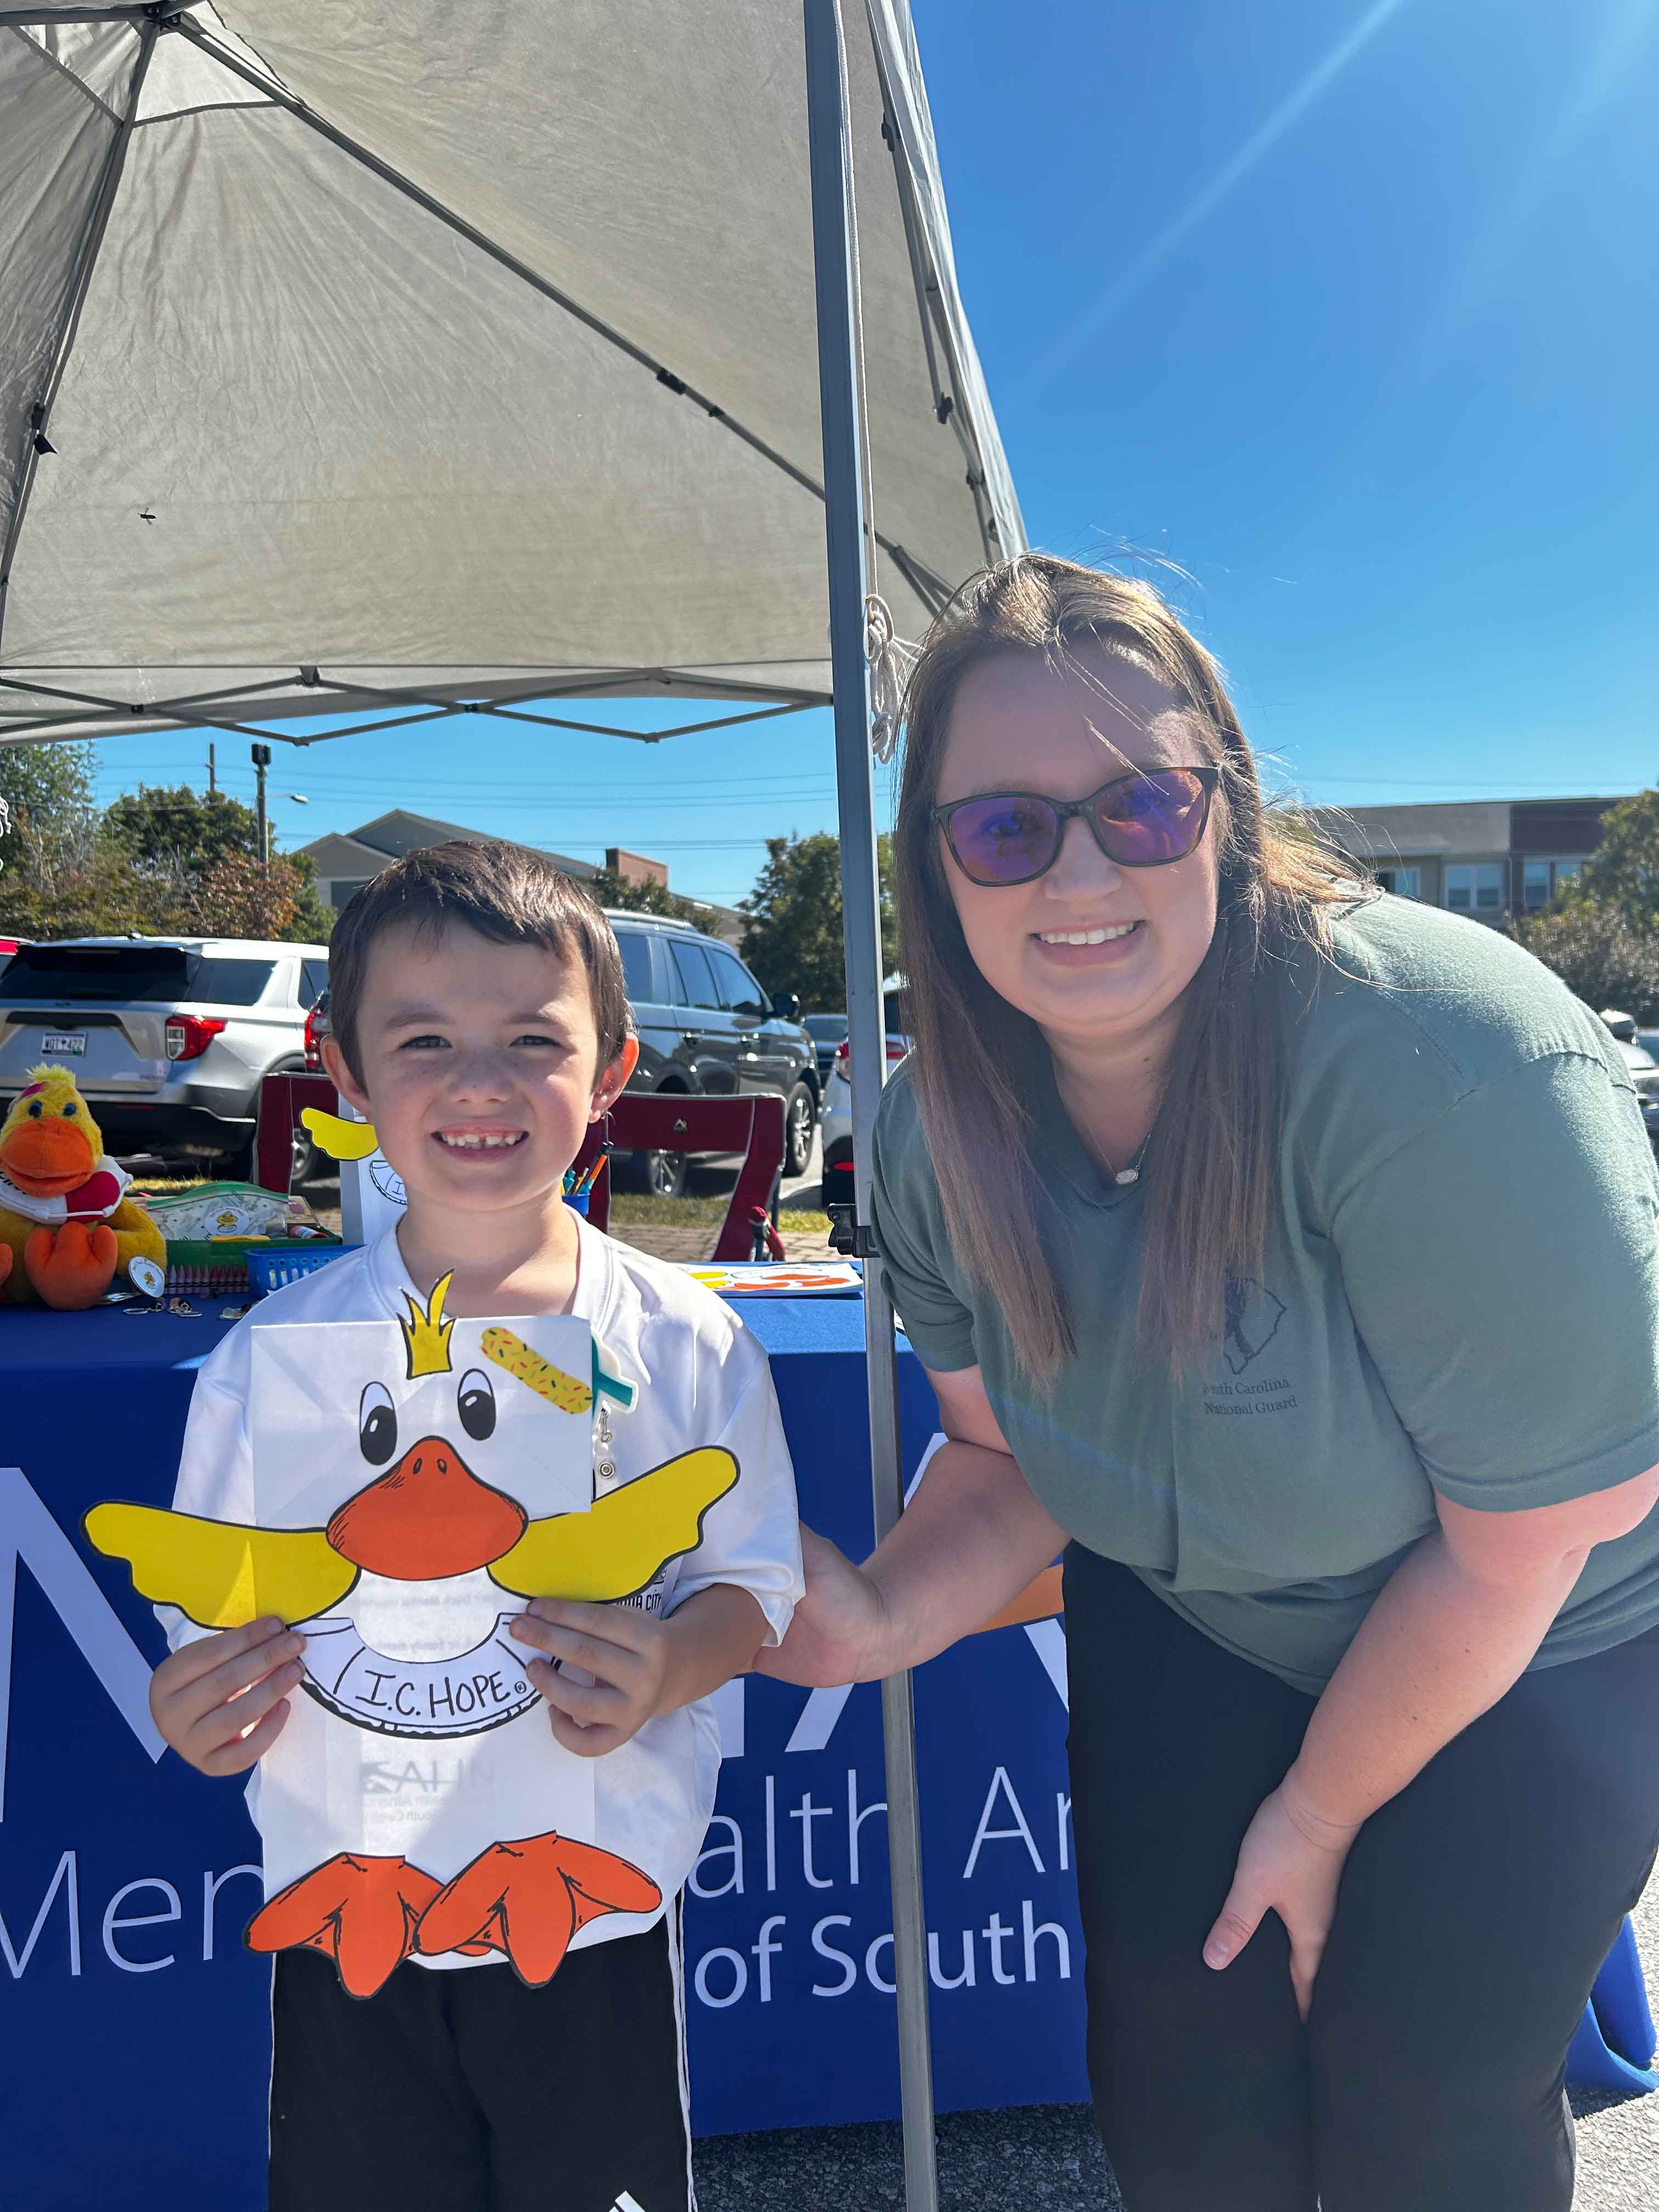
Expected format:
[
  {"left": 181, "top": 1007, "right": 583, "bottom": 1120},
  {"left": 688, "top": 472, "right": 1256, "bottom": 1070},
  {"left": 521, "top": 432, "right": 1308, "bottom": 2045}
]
[{"left": 0, "top": 1065, "right": 167, "bottom": 1308}]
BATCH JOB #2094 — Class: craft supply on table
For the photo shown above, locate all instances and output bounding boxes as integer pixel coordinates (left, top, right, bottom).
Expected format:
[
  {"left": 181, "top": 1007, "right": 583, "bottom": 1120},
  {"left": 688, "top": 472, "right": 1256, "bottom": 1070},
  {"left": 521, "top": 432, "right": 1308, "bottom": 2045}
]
[
  {"left": 137, "top": 1181, "right": 349, "bottom": 1296},
  {"left": 160, "top": 1238, "right": 350, "bottom": 1296},
  {"left": 564, "top": 1153, "right": 608, "bottom": 1199},
  {"left": 246, "top": 1243, "right": 360, "bottom": 1296},
  {"left": 138, "top": 1180, "right": 329, "bottom": 1243}
]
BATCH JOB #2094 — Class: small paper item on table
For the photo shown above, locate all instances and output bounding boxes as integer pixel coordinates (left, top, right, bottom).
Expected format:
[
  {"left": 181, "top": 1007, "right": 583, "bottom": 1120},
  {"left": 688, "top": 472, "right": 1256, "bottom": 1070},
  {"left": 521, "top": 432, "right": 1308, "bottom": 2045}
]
[{"left": 676, "top": 1259, "right": 864, "bottom": 1297}]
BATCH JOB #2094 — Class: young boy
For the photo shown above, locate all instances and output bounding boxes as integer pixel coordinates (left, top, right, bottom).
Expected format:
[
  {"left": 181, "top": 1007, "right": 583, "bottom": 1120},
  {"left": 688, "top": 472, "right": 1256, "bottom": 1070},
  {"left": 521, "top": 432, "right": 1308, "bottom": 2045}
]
[{"left": 146, "top": 840, "right": 803, "bottom": 2212}]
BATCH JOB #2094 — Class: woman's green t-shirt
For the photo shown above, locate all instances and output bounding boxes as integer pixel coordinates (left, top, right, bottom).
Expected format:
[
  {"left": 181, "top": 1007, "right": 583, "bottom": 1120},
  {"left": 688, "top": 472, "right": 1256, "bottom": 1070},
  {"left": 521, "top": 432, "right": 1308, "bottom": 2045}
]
[{"left": 871, "top": 895, "right": 1659, "bottom": 1691}]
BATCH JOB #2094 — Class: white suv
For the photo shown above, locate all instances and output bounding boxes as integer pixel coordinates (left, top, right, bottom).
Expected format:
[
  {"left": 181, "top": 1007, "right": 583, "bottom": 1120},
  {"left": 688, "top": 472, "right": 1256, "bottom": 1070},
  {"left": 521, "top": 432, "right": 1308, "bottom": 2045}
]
[
  {"left": 819, "top": 981, "right": 910, "bottom": 1212},
  {"left": 0, "top": 936, "right": 330, "bottom": 1181}
]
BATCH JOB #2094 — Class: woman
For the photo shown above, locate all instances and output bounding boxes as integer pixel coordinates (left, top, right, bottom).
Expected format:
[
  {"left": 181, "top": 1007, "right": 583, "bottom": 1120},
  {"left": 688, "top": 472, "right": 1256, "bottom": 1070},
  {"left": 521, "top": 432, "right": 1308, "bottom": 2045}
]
[{"left": 763, "top": 555, "right": 1659, "bottom": 2211}]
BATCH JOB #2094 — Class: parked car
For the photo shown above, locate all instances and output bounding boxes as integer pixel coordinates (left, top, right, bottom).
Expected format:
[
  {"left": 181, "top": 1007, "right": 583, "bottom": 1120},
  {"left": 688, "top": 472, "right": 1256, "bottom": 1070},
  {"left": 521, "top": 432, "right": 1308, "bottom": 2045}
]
[
  {"left": 802, "top": 1011, "right": 850, "bottom": 1083},
  {"left": 1600, "top": 1010, "right": 1659, "bottom": 1149},
  {"left": 607, "top": 913, "right": 819, "bottom": 1199},
  {"left": 820, "top": 981, "right": 910, "bottom": 1212},
  {"left": 0, "top": 935, "right": 330, "bottom": 1183}
]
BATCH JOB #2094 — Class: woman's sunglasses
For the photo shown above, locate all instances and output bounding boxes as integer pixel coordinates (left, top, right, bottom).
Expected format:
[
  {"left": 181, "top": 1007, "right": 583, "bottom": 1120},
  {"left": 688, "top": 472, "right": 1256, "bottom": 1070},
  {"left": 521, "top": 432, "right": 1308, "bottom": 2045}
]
[{"left": 933, "top": 766, "right": 1220, "bottom": 888}]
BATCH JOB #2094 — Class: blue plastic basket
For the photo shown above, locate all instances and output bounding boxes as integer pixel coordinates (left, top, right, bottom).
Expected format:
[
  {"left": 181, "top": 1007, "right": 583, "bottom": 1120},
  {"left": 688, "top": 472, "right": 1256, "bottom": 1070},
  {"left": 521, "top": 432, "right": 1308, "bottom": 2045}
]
[{"left": 247, "top": 1243, "right": 361, "bottom": 1296}]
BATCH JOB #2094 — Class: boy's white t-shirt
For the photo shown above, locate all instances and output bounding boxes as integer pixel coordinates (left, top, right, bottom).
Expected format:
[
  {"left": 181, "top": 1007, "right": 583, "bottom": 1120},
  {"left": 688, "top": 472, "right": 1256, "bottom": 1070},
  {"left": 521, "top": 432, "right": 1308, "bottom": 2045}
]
[{"left": 163, "top": 1215, "right": 804, "bottom": 1966}]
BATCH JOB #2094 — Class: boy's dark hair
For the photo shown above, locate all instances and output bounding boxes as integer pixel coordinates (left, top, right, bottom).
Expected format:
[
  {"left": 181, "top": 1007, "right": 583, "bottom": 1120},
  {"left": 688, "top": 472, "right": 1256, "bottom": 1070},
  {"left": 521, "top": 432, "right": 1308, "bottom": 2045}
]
[{"left": 328, "top": 840, "right": 632, "bottom": 1082}]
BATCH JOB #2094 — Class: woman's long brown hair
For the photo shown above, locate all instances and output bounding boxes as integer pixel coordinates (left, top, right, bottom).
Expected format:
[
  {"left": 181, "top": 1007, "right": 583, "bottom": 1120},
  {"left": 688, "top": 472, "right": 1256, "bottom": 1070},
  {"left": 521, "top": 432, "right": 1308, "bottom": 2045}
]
[{"left": 893, "top": 555, "right": 1355, "bottom": 1385}]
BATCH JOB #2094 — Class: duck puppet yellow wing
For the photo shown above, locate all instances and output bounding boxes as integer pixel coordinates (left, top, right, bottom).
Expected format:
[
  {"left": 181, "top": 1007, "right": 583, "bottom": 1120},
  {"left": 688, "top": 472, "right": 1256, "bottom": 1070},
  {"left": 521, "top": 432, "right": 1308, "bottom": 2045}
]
[
  {"left": 83, "top": 1504, "right": 357, "bottom": 1628},
  {"left": 487, "top": 1447, "right": 738, "bottom": 1601}
]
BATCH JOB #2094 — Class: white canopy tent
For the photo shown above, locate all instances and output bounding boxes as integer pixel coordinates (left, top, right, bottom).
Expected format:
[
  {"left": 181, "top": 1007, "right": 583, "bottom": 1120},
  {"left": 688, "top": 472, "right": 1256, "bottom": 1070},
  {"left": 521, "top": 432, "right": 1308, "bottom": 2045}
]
[
  {"left": 0, "top": 0, "right": 1021, "bottom": 742},
  {"left": 0, "top": 8, "right": 1026, "bottom": 2203}
]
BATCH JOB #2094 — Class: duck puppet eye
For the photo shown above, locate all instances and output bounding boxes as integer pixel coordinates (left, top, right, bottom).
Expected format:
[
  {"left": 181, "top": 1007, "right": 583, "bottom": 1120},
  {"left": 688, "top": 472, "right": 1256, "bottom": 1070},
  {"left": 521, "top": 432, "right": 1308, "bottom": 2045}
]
[
  {"left": 26, "top": 1099, "right": 42, "bottom": 1118},
  {"left": 358, "top": 1381, "right": 398, "bottom": 1467},
  {"left": 457, "top": 1368, "right": 496, "bottom": 1442}
]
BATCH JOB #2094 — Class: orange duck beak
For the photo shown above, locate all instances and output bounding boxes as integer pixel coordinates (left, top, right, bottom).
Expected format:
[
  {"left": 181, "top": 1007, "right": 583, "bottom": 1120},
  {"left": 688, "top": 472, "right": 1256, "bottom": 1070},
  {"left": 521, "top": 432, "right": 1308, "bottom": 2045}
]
[
  {"left": 1, "top": 1115, "right": 97, "bottom": 1197},
  {"left": 326, "top": 1438, "right": 527, "bottom": 1581}
]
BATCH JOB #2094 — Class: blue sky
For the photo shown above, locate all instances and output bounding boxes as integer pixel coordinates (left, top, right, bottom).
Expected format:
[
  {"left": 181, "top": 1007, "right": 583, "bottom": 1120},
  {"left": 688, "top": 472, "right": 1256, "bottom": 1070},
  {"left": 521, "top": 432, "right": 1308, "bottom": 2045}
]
[{"left": 88, "top": 0, "right": 1659, "bottom": 909}]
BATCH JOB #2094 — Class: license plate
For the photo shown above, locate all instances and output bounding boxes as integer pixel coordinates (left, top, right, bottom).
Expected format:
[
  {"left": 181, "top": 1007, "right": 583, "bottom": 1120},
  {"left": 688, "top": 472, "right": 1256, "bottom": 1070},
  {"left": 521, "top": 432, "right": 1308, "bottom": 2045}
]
[{"left": 42, "top": 1031, "right": 86, "bottom": 1057}]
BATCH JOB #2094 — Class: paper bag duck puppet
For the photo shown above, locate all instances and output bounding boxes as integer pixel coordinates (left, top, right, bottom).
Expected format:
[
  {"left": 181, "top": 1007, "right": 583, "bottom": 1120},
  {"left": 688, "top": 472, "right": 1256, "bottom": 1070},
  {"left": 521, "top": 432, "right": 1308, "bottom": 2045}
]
[
  {"left": 0, "top": 1065, "right": 166, "bottom": 1307},
  {"left": 88, "top": 1272, "right": 738, "bottom": 1996}
]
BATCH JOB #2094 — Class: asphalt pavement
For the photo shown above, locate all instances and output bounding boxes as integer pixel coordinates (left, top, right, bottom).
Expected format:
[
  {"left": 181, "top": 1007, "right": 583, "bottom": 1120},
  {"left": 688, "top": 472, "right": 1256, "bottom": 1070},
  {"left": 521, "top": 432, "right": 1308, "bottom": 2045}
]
[{"left": 695, "top": 1868, "right": 1659, "bottom": 2210}]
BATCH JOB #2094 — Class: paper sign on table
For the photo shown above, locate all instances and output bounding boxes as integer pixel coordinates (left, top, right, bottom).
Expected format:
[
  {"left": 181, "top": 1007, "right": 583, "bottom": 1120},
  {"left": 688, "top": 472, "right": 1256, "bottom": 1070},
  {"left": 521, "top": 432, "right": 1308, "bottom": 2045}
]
[{"left": 676, "top": 1260, "right": 864, "bottom": 1297}]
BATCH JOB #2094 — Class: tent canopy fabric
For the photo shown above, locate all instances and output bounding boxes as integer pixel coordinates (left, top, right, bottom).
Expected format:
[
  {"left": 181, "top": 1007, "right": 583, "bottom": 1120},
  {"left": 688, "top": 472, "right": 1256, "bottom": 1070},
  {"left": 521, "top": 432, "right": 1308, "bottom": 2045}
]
[{"left": 0, "top": 0, "right": 1024, "bottom": 747}]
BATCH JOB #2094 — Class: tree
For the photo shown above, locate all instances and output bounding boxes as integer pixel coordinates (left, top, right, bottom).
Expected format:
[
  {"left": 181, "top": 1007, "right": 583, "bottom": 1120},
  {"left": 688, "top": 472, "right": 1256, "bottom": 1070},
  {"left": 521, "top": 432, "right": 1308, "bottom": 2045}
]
[
  {"left": 1505, "top": 898, "right": 1659, "bottom": 1023},
  {"left": 185, "top": 850, "right": 321, "bottom": 940},
  {"left": 0, "top": 740, "right": 97, "bottom": 872},
  {"left": 0, "top": 767, "right": 335, "bottom": 944},
  {"left": 103, "top": 782, "right": 263, "bottom": 877},
  {"left": 101, "top": 780, "right": 335, "bottom": 942},
  {"left": 588, "top": 866, "right": 702, "bottom": 924},
  {"left": 1575, "top": 791, "right": 1659, "bottom": 933},
  {"left": 0, "top": 813, "right": 189, "bottom": 939},
  {"left": 738, "top": 831, "right": 899, "bottom": 1010},
  {"left": 269, "top": 849, "right": 335, "bottom": 943}
]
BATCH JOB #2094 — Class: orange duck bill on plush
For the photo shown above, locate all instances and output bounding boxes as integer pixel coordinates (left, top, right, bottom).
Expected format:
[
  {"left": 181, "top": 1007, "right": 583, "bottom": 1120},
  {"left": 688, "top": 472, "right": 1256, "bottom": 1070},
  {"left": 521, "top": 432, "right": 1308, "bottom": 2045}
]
[
  {"left": 0, "top": 1065, "right": 166, "bottom": 1307},
  {"left": 245, "top": 1834, "right": 664, "bottom": 1998}
]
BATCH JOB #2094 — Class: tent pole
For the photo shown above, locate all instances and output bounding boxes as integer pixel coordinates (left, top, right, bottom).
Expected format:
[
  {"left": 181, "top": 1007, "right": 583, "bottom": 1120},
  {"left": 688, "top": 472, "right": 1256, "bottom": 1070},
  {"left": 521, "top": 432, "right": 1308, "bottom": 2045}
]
[{"left": 803, "top": 8, "right": 939, "bottom": 2211}]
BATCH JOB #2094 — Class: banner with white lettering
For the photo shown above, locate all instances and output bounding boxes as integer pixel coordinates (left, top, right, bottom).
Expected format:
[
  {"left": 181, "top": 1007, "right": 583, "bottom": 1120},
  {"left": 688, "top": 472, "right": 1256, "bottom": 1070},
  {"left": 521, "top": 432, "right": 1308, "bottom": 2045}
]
[{"left": 0, "top": 1318, "right": 1083, "bottom": 2207}]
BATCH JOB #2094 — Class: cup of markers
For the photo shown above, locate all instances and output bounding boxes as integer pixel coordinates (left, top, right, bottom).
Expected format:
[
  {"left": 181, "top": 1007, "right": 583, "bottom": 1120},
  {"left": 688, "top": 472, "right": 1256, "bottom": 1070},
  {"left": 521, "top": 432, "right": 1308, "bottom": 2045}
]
[{"left": 563, "top": 1153, "right": 606, "bottom": 1216}]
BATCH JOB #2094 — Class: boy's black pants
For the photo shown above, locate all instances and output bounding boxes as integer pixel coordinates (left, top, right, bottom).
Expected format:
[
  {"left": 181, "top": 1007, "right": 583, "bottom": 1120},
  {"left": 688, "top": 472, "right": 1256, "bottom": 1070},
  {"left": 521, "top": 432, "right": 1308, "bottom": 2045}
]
[
  {"left": 1065, "top": 1545, "right": 1659, "bottom": 2212},
  {"left": 269, "top": 1915, "right": 689, "bottom": 2212}
]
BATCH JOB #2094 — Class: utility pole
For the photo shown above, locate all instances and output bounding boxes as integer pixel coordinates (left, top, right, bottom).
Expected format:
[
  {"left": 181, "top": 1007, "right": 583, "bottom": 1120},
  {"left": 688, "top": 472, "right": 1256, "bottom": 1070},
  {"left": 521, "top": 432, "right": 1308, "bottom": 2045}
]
[
  {"left": 207, "top": 742, "right": 216, "bottom": 794},
  {"left": 251, "top": 742, "right": 271, "bottom": 869}
]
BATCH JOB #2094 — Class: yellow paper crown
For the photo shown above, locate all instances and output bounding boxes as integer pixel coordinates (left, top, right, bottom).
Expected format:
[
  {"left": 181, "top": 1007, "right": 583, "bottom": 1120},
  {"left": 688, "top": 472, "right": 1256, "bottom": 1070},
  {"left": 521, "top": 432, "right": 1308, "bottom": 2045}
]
[{"left": 400, "top": 1269, "right": 455, "bottom": 1379}]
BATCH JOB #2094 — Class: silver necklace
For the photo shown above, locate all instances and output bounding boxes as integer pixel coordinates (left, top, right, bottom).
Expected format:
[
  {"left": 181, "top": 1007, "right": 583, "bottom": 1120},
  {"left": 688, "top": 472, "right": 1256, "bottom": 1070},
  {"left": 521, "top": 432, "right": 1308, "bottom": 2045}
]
[
  {"left": 1076, "top": 1124, "right": 1152, "bottom": 1187},
  {"left": 1110, "top": 1133, "right": 1152, "bottom": 1187},
  {"left": 1053, "top": 1063, "right": 1155, "bottom": 1187}
]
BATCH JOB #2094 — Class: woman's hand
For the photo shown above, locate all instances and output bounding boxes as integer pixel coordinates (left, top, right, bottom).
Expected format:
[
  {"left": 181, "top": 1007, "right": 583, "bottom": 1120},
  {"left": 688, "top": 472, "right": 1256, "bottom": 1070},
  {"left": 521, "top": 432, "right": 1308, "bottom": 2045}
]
[
  {"left": 1203, "top": 1774, "right": 1361, "bottom": 2021},
  {"left": 755, "top": 1527, "right": 891, "bottom": 1687}
]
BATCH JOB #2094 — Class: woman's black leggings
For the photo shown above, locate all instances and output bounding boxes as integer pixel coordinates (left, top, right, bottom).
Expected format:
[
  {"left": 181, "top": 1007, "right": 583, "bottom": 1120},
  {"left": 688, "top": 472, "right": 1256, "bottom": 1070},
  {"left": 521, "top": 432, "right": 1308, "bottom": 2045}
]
[{"left": 1063, "top": 1544, "right": 1659, "bottom": 2212}]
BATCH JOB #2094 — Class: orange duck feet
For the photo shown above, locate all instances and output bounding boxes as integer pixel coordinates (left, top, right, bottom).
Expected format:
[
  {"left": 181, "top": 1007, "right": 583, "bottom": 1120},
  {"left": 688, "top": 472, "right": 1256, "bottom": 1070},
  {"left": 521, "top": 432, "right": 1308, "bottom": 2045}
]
[
  {"left": 415, "top": 1832, "right": 663, "bottom": 1987},
  {"left": 246, "top": 1852, "right": 443, "bottom": 2000},
  {"left": 23, "top": 1221, "right": 118, "bottom": 1310}
]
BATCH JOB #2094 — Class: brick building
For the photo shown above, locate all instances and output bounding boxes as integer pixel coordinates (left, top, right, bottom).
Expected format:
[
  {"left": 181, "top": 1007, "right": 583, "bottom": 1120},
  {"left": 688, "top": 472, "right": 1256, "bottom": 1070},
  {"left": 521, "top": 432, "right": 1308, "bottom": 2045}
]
[{"left": 1307, "top": 794, "right": 1632, "bottom": 923}]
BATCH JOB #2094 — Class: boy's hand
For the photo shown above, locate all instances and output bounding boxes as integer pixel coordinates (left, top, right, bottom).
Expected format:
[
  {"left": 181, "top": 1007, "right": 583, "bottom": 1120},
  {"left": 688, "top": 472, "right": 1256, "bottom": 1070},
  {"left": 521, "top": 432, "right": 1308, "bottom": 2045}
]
[
  {"left": 509, "top": 1599, "right": 670, "bottom": 1758},
  {"left": 149, "top": 1617, "right": 306, "bottom": 1776}
]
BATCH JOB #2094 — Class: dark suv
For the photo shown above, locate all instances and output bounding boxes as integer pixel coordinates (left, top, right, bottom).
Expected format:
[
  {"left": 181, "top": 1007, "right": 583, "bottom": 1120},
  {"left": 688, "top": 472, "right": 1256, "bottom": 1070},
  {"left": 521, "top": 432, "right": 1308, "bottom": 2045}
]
[{"left": 607, "top": 913, "right": 818, "bottom": 1197}]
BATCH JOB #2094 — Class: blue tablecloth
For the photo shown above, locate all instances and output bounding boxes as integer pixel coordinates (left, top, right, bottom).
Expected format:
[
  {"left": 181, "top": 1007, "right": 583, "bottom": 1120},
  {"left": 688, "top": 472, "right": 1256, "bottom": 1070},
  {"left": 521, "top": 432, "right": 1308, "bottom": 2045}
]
[
  {"left": 1, "top": 1293, "right": 1650, "bottom": 2210},
  {"left": 0, "top": 1292, "right": 1085, "bottom": 2208}
]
